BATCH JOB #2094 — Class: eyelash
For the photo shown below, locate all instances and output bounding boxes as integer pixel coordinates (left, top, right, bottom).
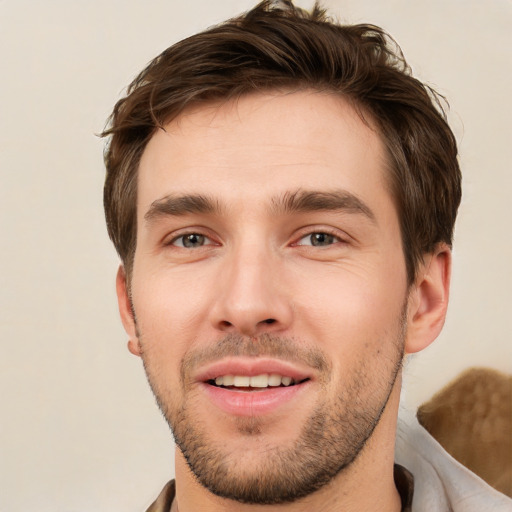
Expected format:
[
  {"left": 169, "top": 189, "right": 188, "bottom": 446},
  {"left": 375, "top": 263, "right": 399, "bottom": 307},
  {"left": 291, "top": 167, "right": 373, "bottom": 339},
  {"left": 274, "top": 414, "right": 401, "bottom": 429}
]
[
  {"left": 293, "top": 228, "right": 348, "bottom": 247},
  {"left": 167, "top": 232, "right": 216, "bottom": 248},
  {"left": 165, "top": 227, "right": 348, "bottom": 250}
]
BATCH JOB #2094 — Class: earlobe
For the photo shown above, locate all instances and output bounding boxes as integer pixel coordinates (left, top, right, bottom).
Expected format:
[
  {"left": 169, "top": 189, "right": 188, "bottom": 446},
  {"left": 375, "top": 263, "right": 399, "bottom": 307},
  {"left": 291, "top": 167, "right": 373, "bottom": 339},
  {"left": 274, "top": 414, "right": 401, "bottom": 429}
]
[
  {"left": 405, "top": 244, "right": 452, "bottom": 354},
  {"left": 115, "top": 265, "right": 142, "bottom": 357}
]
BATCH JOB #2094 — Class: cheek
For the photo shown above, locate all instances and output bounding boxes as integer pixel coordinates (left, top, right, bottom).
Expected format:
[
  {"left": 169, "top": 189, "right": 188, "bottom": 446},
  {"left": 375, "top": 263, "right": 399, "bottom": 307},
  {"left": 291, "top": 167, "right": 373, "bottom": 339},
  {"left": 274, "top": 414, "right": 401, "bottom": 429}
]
[
  {"left": 290, "top": 260, "right": 406, "bottom": 362},
  {"left": 132, "top": 269, "right": 213, "bottom": 361}
]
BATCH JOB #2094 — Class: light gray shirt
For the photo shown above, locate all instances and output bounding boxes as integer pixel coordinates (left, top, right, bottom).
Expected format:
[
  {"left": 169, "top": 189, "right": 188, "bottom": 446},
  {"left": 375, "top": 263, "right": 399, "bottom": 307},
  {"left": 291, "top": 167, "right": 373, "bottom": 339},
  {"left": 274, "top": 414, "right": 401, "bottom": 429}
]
[{"left": 395, "top": 410, "right": 512, "bottom": 511}]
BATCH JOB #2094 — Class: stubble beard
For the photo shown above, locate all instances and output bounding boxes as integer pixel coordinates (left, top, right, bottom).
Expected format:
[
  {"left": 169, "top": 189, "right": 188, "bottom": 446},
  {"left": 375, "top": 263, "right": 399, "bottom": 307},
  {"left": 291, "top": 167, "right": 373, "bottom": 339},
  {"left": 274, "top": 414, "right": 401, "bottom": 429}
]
[{"left": 140, "top": 321, "right": 405, "bottom": 505}]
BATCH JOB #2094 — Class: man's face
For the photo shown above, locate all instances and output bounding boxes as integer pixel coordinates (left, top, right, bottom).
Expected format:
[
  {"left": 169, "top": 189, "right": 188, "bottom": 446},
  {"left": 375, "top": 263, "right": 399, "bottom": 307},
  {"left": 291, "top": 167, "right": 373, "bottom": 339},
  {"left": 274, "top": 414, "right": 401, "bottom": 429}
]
[{"left": 121, "top": 91, "right": 410, "bottom": 503}]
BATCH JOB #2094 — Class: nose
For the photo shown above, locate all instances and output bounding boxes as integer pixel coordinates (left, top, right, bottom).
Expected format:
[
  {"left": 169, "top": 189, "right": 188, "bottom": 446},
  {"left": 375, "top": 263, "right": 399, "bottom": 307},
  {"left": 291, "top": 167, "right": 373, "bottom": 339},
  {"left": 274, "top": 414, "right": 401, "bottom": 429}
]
[{"left": 209, "top": 244, "right": 293, "bottom": 337}]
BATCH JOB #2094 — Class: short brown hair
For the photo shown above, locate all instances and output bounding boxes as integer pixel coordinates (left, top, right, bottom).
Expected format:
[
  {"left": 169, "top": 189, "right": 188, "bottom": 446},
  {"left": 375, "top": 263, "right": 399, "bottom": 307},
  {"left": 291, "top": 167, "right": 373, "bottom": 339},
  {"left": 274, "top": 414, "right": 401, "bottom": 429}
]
[{"left": 102, "top": 0, "right": 461, "bottom": 284}]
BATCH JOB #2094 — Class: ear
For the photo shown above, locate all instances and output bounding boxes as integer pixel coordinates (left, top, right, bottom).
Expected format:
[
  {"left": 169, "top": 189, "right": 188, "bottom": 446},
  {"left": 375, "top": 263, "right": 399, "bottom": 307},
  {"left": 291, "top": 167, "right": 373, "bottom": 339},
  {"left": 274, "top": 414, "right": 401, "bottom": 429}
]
[
  {"left": 405, "top": 244, "right": 452, "bottom": 354},
  {"left": 116, "top": 265, "right": 142, "bottom": 357}
]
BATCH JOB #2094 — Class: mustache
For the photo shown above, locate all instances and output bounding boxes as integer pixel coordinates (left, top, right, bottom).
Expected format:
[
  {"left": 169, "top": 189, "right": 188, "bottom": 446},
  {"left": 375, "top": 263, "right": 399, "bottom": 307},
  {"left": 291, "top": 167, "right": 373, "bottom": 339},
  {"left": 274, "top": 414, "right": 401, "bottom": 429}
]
[{"left": 180, "top": 333, "right": 331, "bottom": 385}]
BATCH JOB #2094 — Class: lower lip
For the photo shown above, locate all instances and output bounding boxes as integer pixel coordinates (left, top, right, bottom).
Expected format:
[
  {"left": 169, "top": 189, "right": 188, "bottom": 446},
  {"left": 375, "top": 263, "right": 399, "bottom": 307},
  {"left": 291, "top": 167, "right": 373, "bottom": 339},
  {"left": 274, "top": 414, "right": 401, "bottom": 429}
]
[{"left": 200, "top": 382, "right": 309, "bottom": 416}]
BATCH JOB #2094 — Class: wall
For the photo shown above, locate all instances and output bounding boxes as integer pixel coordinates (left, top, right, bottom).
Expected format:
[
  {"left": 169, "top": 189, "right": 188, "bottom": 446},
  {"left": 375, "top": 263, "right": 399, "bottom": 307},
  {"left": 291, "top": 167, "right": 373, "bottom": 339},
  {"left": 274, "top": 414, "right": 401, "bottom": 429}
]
[{"left": 1, "top": 0, "right": 510, "bottom": 510}]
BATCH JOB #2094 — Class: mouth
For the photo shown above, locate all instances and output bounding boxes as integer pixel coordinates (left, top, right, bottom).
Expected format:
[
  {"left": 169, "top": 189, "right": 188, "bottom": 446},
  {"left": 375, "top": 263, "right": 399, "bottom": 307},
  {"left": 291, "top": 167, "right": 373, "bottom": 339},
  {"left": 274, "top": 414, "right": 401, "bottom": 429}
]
[
  {"left": 196, "top": 358, "right": 313, "bottom": 416},
  {"left": 208, "top": 373, "right": 310, "bottom": 391}
]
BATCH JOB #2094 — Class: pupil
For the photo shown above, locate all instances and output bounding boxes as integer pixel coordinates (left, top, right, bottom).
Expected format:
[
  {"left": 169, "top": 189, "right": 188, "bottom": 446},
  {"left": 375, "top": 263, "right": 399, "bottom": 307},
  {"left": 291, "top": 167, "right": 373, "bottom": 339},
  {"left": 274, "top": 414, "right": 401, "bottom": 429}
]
[
  {"left": 312, "top": 233, "right": 334, "bottom": 246},
  {"left": 183, "top": 234, "right": 204, "bottom": 247}
]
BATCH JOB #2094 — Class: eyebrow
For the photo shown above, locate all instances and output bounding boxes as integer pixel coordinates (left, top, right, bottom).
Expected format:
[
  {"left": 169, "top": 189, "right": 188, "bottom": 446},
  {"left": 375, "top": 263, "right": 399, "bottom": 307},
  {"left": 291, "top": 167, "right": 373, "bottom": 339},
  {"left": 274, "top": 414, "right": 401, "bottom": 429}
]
[
  {"left": 144, "top": 194, "right": 221, "bottom": 224},
  {"left": 144, "top": 189, "right": 376, "bottom": 224},
  {"left": 271, "top": 189, "right": 376, "bottom": 223}
]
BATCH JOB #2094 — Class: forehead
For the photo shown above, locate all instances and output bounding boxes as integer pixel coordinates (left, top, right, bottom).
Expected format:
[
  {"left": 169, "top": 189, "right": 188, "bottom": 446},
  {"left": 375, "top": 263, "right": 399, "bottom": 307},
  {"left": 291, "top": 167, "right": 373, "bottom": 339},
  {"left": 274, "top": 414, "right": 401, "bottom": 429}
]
[{"left": 137, "top": 90, "right": 390, "bottom": 215}]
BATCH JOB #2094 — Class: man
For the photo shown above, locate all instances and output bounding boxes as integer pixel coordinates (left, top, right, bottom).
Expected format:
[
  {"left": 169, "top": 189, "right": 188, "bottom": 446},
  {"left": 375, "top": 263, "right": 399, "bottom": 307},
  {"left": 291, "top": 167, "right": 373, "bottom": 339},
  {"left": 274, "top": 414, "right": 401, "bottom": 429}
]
[{"left": 102, "top": 1, "right": 512, "bottom": 510}]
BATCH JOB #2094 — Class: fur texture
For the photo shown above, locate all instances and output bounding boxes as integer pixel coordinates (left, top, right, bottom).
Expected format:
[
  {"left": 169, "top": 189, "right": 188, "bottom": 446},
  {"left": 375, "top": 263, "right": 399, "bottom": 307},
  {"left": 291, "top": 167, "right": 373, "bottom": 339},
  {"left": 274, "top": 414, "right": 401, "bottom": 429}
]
[{"left": 417, "top": 367, "right": 512, "bottom": 497}]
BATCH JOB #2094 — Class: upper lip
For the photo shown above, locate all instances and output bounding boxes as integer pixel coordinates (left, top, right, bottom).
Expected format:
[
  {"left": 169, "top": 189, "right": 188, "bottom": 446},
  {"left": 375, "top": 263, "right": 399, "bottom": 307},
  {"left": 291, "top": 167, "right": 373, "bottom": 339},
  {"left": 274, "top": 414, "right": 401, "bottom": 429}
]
[{"left": 194, "top": 357, "right": 313, "bottom": 383}]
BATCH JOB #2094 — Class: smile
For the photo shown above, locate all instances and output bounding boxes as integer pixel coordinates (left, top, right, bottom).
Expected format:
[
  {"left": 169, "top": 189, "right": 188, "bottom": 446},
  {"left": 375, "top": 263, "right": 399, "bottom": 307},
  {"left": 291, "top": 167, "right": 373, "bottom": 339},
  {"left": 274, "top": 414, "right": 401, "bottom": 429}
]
[
  {"left": 197, "top": 359, "right": 313, "bottom": 416},
  {"left": 210, "top": 373, "right": 308, "bottom": 390}
]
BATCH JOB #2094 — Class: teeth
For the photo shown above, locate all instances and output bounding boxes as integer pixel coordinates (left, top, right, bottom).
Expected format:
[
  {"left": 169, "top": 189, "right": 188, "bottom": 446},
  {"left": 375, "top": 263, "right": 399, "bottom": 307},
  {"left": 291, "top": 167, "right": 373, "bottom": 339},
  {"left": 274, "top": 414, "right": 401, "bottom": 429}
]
[
  {"left": 250, "top": 374, "right": 269, "bottom": 388},
  {"left": 281, "top": 376, "right": 292, "bottom": 386},
  {"left": 213, "top": 374, "right": 297, "bottom": 388},
  {"left": 222, "top": 375, "right": 234, "bottom": 386},
  {"left": 233, "top": 375, "right": 250, "bottom": 387},
  {"left": 268, "top": 374, "right": 282, "bottom": 386}
]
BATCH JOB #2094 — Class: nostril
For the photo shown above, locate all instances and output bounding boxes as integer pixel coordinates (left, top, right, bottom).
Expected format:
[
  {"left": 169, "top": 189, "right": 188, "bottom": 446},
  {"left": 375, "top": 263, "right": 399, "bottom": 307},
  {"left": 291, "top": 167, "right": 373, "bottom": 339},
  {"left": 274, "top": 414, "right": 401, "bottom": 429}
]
[{"left": 217, "top": 318, "right": 277, "bottom": 333}]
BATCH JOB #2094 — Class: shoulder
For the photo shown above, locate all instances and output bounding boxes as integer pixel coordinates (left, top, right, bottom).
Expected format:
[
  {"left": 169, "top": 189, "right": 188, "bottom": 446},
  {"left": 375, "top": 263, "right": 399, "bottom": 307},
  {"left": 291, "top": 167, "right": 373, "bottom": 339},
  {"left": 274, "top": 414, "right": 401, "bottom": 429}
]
[
  {"left": 395, "top": 411, "right": 512, "bottom": 512},
  {"left": 145, "top": 480, "right": 176, "bottom": 512}
]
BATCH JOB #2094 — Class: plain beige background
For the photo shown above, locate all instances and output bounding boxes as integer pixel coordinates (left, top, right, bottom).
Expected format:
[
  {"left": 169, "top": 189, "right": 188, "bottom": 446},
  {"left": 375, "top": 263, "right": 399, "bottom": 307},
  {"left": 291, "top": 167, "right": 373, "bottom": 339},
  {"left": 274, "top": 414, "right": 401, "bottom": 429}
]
[{"left": 1, "top": 0, "right": 511, "bottom": 510}]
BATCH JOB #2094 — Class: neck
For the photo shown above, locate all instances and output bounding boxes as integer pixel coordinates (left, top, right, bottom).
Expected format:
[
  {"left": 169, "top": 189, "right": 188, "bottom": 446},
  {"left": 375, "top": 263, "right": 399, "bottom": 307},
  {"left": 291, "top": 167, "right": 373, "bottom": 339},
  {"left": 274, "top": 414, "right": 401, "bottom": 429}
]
[{"left": 172, "top": 377, "right": 403, "bottom": 512}]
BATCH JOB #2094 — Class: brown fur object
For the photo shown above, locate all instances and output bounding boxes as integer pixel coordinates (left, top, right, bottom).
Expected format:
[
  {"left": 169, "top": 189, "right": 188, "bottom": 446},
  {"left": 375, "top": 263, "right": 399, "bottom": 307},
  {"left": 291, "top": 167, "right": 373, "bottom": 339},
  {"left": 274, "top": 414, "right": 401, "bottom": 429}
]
[{"left": 417, "top": 367, "right": 512, "bottom": 497}]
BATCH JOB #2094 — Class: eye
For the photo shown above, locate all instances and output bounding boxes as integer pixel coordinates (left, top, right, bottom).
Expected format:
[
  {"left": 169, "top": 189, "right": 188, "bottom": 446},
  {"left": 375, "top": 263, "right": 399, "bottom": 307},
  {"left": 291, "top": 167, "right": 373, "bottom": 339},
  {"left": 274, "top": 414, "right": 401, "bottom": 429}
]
[
  {"left": 296, "top": 232, "right": 341, "bottom": 247},
  {"left": 171, "top": 233, "right": 210, "bottom": 248}
]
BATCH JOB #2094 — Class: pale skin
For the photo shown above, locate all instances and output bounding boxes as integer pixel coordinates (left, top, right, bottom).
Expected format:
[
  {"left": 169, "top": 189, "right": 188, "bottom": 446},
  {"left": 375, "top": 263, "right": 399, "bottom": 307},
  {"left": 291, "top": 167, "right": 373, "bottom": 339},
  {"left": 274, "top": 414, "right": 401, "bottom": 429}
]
[{"left": 116, "top": 90, "right": 451, "bottom": 511}]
